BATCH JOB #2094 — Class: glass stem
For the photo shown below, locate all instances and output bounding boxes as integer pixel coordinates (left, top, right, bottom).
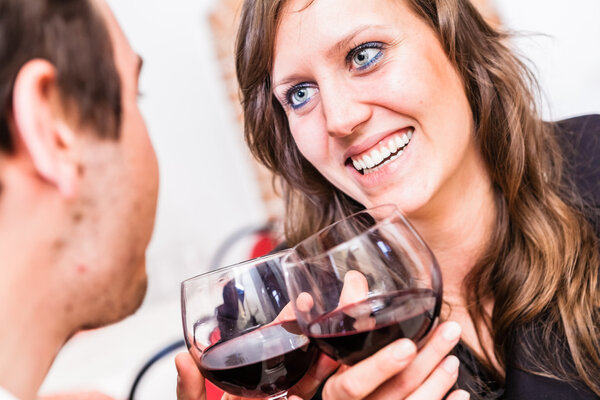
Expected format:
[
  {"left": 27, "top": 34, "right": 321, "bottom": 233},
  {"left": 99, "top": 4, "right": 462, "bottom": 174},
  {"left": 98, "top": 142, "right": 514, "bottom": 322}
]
[{"left": 268, "top": 392, "right": 288, "bottom": 400}]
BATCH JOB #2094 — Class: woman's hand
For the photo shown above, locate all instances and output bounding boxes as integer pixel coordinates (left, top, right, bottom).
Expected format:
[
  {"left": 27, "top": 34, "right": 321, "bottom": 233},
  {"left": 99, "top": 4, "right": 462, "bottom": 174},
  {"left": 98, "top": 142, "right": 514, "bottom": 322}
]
[{"left": 320, "top": 321, "right": 469, "bottom": 400}]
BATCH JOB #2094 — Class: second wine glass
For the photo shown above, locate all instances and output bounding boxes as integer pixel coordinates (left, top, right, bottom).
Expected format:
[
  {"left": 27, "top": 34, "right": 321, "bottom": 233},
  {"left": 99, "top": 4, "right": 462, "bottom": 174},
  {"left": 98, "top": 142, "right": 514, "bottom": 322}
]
[
  {"left": 181, "top": 251, "right": 319, "bottom": 399},
  {"left": 282, "top": 204, "right": 442, "bottom": 365}
]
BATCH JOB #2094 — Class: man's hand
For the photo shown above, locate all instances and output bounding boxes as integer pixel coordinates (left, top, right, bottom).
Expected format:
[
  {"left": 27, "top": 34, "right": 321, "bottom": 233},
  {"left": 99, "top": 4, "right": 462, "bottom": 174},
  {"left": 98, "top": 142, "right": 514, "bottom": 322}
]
[
  {"left": 175, "top": 352, "right": 206, "bottom": 400},
  {"left": 39, "top": 392, "right": 116, "bottom": 400}
]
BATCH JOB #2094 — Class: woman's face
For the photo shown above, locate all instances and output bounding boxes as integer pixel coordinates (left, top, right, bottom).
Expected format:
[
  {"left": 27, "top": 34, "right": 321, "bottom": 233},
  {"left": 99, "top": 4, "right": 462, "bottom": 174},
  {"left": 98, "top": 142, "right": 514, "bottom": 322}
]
[{"left": 272, "top": 0, "right": 487, "bottom": 220}]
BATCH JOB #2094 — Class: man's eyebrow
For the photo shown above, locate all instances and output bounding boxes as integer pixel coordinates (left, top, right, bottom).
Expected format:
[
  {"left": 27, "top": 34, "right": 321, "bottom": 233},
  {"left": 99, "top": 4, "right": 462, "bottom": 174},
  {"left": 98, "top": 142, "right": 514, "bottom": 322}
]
[{"left": 136, "top": 55, "right": 144, "bottom": 77}]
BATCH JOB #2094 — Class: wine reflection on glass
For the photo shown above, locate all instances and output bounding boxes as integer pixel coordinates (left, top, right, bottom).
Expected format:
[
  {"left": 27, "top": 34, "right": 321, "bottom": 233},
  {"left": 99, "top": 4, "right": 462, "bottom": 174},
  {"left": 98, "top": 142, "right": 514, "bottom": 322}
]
[
  {"left": 181, "top": 251, "right": 319, "bottom": 399},
  {"left": 282, "top": 204, "right": 443, "bottom": 366}
]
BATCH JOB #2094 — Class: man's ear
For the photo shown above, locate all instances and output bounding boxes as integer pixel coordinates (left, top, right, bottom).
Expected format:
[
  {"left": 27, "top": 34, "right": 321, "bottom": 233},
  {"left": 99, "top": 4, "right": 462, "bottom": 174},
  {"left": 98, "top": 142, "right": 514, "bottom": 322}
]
[{"left": 11, "top": 59, "right": 79, "bottom": 198}]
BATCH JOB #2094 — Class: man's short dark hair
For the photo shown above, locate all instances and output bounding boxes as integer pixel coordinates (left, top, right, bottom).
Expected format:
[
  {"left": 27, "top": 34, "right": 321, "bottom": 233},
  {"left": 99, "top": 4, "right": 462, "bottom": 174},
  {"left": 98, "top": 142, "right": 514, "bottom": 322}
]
[{"left": 0, "top": 0, "right": 122, "bottom": 153}]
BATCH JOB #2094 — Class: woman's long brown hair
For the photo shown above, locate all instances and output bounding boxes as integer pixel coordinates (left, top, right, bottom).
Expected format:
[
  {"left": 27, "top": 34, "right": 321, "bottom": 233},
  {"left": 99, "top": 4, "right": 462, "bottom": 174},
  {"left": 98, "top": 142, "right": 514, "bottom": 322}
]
[{"left": 235, "top": 0, "right": 600, "bottom": 394}]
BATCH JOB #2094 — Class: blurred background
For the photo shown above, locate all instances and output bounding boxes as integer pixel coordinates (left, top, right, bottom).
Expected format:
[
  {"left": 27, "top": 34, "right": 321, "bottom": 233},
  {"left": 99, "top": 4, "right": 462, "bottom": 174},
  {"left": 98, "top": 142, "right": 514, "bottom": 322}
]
[{"left": 39, "top": 0, "right": 600, "bottom": 399}]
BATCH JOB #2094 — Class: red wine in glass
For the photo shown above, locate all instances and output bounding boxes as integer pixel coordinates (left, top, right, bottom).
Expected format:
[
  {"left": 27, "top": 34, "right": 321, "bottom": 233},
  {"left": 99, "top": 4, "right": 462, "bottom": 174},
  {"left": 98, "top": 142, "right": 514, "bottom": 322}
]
[
  {"left": 198, "top": 321, "right": 319, "bottom": 398},
  {"left": 307, "top": 288, "right": 438, "bottom": 365}
]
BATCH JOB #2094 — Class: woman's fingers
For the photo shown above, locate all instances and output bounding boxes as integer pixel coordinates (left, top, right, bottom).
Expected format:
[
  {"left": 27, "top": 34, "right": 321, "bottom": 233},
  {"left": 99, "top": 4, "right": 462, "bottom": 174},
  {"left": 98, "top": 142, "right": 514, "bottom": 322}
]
[
  {"left": 321, "top": 339, "right": 417, "bottom": 400},
  {"left": 367, "top": 321, "right": 462, "bottom": 399},
  {"left": 401, "top": 356, "right": 460, "bottom": 400},
  {"left": 445, "top": 389, "right": 471, "bottom": 400},
  {"left": 175, "top": 352, "right": 206, "bottom": 400}
]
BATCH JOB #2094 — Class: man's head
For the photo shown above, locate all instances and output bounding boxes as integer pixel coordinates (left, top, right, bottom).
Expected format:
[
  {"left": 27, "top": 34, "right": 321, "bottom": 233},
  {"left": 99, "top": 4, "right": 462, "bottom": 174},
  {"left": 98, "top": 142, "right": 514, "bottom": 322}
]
[
  {"left": 0, "top": 0, "right": 159, "bottom": 331},
  {"left": 0, "top": 0, "right": 122, "bottom": 153}
]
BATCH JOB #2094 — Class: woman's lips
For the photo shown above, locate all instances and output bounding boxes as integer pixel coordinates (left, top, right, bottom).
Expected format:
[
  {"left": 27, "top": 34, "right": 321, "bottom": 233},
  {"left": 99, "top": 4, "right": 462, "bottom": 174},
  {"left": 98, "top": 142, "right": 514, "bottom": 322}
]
[{"left": 348, "top": 128, "right": 414, "bottom": 175}]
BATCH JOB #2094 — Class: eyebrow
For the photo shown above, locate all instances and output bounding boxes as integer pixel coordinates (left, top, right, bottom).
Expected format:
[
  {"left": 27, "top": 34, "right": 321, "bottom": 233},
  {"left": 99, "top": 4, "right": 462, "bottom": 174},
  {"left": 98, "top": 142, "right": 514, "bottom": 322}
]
[
  {"left": 273, "top": 74, "right": 307, "bottom": 94},
  {"left": 327, "top": 24, "right": 378, "bottom": 59},
  {"left": 273, "top": 24, "right": 386, "bottom": 91},
  {"left": 136, "top": 55, "right": 144, "bottom": 77}
]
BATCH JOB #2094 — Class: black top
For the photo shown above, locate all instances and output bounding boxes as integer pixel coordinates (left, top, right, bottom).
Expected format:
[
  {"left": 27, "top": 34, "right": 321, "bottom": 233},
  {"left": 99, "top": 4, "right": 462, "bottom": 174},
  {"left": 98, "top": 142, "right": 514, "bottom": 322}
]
[
  {"left": 311, "top": 115, "right": 600, "bottom": 400},
  {"left": 455, "top": 115, "right": 600, "bottom": 400}
]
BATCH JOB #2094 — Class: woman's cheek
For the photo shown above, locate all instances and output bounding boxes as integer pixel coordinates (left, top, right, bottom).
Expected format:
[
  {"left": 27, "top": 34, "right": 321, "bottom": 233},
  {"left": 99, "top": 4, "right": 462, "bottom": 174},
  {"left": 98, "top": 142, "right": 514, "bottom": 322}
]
[{"left": 291, "top": 122, "right": 329, "bottom": 164}]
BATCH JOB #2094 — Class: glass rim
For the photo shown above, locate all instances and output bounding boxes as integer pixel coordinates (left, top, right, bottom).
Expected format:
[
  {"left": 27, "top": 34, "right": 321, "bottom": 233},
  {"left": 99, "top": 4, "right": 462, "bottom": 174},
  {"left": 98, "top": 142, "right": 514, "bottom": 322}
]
[
  {"left": 284, "top": 204, "right": 423, "bottom": 267},
  {"left": 180, "top": 249, "right": 292, "bottom": 287}
]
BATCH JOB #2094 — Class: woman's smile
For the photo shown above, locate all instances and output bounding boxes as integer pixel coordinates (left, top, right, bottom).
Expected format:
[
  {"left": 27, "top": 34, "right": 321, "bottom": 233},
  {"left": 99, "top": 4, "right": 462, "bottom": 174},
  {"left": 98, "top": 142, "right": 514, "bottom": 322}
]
[{"left": 347, "top": 127, "right": 414, "bottom": 175}]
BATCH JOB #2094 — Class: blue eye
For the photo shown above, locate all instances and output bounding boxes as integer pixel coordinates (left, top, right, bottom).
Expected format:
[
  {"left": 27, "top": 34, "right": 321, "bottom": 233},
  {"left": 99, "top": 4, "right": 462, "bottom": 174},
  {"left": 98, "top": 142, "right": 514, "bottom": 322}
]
[
  {"left": 348, "top": 42, "right": 384, "bottom": 71},
  {"left": 286, "top": 84, "right": 318, "bottom": 109}
]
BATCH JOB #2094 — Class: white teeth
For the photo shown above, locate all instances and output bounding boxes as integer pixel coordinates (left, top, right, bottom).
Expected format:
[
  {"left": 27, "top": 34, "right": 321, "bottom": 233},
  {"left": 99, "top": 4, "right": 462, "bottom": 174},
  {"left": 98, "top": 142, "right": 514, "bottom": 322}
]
[
  {"left": 381, "top": 146, "right": 391, "bottom": 159},
  {"left": 394, "top": 136, "right": 403, "bottom": 148},
  {"left": 388, "top": 141, "right": 397, "bottom": 154},
  {"left": 350, "top": 129, "right": 414, "bottom": 174},
  {"left": 370, "top": 149, "right": 384, "bottom": 165}
]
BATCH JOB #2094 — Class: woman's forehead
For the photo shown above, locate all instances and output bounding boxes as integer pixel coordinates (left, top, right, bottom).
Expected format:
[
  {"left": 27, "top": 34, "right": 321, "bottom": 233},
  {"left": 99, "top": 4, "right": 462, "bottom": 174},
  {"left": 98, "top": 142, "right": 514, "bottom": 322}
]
[
  {"left": 276, "top": 0, "right": 408, "bottom": 37},
  {"left": 273, "top": 0, "right": 411, "bottom": 62}
]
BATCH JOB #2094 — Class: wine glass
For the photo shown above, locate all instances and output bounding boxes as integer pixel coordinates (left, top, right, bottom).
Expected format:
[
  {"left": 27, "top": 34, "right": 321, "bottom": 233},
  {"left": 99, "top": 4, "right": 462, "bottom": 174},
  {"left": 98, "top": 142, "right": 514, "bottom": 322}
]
[
  {"left": 282, "top": 204, "right": 442, "bottom": 366},
  {"left": 181, "top": 251, "right": 319, "bottom": 399}
]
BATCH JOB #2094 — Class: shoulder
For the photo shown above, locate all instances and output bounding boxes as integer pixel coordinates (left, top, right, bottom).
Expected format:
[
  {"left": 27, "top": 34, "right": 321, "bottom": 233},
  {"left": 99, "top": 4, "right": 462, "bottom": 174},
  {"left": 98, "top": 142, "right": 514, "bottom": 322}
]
[
  {"left": 554, "top": 114, "right": 600, "bottom": 162},
  {"left": 504, "top": 366, "right": 600, "bottom": 400},
  {"left": 553, "top": 114, "right": 600, "bottom": 167},
  {"left": 553, "top": 114, "right": 600, "bottom": 208},
  {"left": 555, "top": 114, "right": 600, "bottom": 135}
]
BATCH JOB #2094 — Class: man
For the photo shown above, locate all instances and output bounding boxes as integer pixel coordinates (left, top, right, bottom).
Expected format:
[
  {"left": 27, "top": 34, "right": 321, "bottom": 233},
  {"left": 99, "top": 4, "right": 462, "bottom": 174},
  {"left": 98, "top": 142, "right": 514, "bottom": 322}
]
[{"left": 0, "top": 0, "right": 159, "bottom": 399}]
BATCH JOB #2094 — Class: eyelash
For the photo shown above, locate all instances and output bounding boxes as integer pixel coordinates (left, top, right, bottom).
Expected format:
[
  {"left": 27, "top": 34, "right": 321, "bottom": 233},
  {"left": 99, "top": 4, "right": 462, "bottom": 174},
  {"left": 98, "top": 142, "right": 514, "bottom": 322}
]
[
  {"left": 346, "top": 41, "right": 385, "bottom": 71},
  {"left": 283, "top": 82, "right": 315, "bottom": 110},
  {"left": 281, "top": 41, "right": 386, "bottom": 110}
]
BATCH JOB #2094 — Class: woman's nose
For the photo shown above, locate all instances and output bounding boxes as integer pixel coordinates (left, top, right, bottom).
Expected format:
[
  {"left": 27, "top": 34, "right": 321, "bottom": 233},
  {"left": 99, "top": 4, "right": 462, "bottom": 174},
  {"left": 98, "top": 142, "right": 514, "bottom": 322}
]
[{"left": 320, "top": 77, "right": 372, "bottom": 138}]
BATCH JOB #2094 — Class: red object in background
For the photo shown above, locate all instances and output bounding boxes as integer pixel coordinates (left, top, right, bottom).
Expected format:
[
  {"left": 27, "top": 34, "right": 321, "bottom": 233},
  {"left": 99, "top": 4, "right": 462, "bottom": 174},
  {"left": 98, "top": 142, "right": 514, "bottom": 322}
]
[
  {"left": 250, "top": 231, "right": 278, "bottom": 258},
  {"left": 206, "top": 381, "right": 225, "bottom": 400},
  {"left": 206, "top": 231, "right": 277, "bottom": 400}
]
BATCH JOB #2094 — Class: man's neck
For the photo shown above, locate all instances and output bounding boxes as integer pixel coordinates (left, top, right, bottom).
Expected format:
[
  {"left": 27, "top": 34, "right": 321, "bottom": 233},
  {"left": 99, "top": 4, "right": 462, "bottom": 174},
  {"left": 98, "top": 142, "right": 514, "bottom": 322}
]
[
  {"left": 0, "top": 290, "right": 68, "bottom": 399},
  {"left": 0, "top": 251, "right": 72, "bottom": 400},
  {"left": 0, "top": 197, "right": 73, "bottom": 400}
]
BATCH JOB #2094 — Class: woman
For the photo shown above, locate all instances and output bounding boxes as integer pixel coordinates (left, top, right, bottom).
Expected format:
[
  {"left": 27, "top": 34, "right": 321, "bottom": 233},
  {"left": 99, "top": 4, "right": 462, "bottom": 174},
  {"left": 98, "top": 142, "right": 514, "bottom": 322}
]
[{"left": 177, "top": 0, "right": 600, "bottom": 398}]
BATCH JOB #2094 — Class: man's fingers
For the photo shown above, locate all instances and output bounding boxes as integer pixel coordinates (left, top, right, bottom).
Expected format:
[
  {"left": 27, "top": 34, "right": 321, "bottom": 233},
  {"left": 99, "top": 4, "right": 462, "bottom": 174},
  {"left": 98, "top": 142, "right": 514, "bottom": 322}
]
[
  {"left": 321, "top": 339, "right": 417, "bottom": 400},
  {"left": 289, "top": 353, "right": 339, "bottom": 398},
  {"left": 296, "top": 292, "right": 314, "bottom": 313},
  {"left": 338, "top": 270, "right": 369, "bottom": 307},
  {"left": 39, "top": 393, "right": 116, "bottom": 400},
  {"left": 175, "top": 352, "right": 205, "bottom": 400}
]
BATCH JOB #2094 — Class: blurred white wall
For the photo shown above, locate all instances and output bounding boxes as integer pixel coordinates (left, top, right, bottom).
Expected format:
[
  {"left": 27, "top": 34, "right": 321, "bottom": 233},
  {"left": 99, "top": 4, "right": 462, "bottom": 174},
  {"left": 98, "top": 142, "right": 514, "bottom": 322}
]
[
  {"left": 108, "top": 0, "right": 267, "bottom": 302},
  {"left": 493, "top": 0, "right": 600, "bottom": 119},
  {"left": 40, "top": 0, "right": 600, "bottom": 399}
]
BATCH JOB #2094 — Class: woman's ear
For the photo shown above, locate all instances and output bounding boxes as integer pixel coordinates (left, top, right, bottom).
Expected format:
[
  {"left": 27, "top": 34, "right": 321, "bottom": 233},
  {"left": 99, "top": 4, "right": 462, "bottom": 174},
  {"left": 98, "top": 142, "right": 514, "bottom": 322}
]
[{"left": 11, "top": 59, "right": 79, "bottom": 198}]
